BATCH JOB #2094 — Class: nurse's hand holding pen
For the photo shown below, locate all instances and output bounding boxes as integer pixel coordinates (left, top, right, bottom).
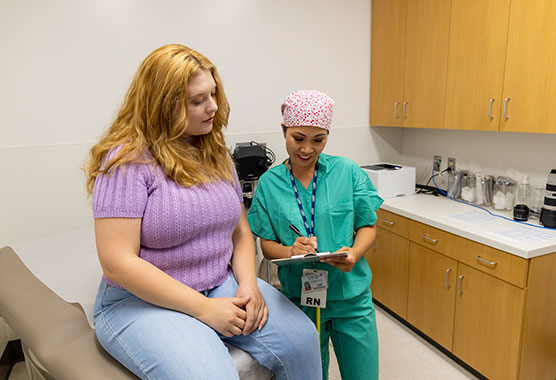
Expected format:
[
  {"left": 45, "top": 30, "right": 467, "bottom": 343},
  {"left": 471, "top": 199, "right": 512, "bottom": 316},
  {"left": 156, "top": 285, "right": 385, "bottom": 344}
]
[
  {"left": 288, "top": 224, "right": 319, "bottom": 256},
  {"left": 291, "top": 236, "right": 318, "bottom": 256}
]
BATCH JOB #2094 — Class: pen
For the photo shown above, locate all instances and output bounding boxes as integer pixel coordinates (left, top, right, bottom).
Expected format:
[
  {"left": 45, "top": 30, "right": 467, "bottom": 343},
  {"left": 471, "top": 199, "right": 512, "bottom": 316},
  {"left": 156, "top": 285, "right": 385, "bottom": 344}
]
[{"left": 288, "top": 224, "right": 320, "bottom": 253}]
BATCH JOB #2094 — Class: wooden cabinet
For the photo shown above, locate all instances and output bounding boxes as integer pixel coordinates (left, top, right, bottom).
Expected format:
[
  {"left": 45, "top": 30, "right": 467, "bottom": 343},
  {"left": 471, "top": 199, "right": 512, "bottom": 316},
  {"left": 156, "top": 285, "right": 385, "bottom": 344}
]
[
  {"left": 370, "top": 0, "right": 406, "bottom": 127},
  {"left": 407, "top": 242, "right": 457, "bottom": 349},
  {"left": 519, "top": 253, "right": 556, "bottom": 379},
  {"left": 444, "top": 0, "right": 511, "bottom": 131},
  {"left": 453, "top": 263, "right": 526, "bottom": 380},
  {"left": 371, "top": 212, "right": 538, "bottom": 380},
  {"left": 366, "top": 210, "right": 410, "bottom": 318},
  {"left": 370, "top": 0, "right": 451, "bottom": 129},
  {"left": 500, "top": 0, "right": 556, "bottom": 133},
  {"left": 408, "top": 220, "right": 457, "bottom": 259},
  {"left": 372, "top": 0, "right": 556, "bottom": 134}
]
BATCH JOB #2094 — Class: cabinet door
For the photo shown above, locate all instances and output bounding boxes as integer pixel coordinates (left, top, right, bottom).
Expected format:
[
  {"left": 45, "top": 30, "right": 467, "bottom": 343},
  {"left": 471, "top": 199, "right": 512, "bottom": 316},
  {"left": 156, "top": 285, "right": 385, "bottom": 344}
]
[
  {"left": 370, "top": 0, "right": 406, "bottom": 127},
  {"left": 367, "top": 228, "right": 409, "bottom": 318},
  {"left": 407, "top": 242, "right": 457, "bottom": 349},
  {"left": 444, "top": 0, "right": 511, "bottom": 131},
  {"left": 519, "top": 253, "right": 556, "bottom": 380},
  {"left": 402, "top": 0, "right": 451, "bottom": 129},
  {"left": 453, "top": 263, "right": 525, "bottom": 380},
  {"left": 501, "top": 0, "right": 556, "bottom": 133}
]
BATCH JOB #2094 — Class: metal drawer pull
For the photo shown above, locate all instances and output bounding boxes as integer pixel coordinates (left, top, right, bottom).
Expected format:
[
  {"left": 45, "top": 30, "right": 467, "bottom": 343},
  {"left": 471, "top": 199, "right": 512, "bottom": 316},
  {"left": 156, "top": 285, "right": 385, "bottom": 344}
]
[
  {"left": 402, "top": 102, "right": 408, "bottom": 119},
  {"left": 422, "top": 235, "right": 439, "bottom": 244},
  {"left": 394, "top": 102, "right": 399, "bottom": 119},
  {"left": 382, "top": 219, "right": 395, "bottom": 226},
  {"left": 458, "top": 275, "right": 464, "bottom": 295},
  {"left": 488, "top": 98, "right": 495, "bottom": 119},
  {"left": 476, "top": 256, "right": 498, "bottom": 267},
  {"left": 445, "top": 268, "right": 452, "bottom": 289},
  {"left": 503, "top": 97, "right": 510, "bottom": 119}
]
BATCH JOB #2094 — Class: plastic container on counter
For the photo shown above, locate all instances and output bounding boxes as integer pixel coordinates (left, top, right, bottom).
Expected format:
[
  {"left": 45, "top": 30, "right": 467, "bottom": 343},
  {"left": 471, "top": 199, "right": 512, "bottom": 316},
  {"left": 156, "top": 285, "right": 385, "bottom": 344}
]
[
  {"left": 492, "top": 176, "right": 516, "bottom": 210},
  {"left": 461, "top": 172, "right": 476, "bottom": 203},
  {"left": 447, "top": 169, "right": 465, "bottom": 199}
]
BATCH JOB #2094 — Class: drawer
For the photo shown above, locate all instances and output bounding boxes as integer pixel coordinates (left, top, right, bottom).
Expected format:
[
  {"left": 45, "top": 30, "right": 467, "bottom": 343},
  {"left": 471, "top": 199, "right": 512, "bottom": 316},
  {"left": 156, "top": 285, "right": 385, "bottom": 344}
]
[
  {"left": 376, "top": 209, "right": 410, "bottom": 238},
  {"left": 409, "top": 220, "right": 457, "bottom": 260},
  {"left": 455, "top": 238, "right": 529, "bottom": 288}
]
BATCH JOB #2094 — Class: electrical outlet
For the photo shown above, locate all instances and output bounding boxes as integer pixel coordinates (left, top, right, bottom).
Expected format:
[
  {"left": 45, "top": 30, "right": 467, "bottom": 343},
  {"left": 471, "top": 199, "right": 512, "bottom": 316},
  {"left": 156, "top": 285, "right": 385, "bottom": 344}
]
[
  {"left": 433, "top": 155, "right": 442, "bottom": 172},
  {"left": 448, "top": 157, "right": 456, "bottom": 171}
]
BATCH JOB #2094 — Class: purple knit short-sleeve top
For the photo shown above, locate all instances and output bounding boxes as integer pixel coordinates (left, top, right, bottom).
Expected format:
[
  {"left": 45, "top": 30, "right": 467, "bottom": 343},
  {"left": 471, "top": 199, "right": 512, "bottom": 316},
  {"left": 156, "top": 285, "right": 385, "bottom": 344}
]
[{"left": 92, "top": 148, "right": 243, "bottom": 292}]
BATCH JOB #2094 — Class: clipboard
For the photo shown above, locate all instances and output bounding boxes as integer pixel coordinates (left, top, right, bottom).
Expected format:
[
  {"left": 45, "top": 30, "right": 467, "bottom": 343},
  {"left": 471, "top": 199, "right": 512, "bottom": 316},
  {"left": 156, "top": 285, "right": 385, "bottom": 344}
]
[{"left": 271, "top": 251, "right": 347, "bottom": 266}]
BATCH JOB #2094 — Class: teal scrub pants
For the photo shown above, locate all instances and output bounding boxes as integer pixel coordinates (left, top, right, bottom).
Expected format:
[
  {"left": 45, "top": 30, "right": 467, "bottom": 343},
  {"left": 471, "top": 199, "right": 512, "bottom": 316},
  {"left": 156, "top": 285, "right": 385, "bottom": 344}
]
[{"left": 291, "top": 288, "right": 379, "bottom": 380}]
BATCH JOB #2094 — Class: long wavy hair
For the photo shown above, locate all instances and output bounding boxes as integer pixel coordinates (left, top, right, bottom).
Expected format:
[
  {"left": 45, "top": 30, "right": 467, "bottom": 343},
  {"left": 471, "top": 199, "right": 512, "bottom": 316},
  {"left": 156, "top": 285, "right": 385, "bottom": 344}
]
[{"left": 85, "top": 44, "right": 232, "bottom": 195}]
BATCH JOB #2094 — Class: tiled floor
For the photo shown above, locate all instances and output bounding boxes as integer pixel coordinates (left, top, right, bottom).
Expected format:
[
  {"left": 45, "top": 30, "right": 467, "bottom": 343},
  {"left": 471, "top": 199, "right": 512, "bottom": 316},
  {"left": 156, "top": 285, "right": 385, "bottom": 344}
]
[{"left": 9, "top": 306, "right": 479, "bottom": 380}]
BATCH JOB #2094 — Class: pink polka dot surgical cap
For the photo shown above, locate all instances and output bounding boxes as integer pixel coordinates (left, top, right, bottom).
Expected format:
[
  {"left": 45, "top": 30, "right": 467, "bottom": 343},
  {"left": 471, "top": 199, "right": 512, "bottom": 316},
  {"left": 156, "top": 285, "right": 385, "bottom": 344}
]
[{"left": 280, "top": 90, "right": 335, "bottom": 130}]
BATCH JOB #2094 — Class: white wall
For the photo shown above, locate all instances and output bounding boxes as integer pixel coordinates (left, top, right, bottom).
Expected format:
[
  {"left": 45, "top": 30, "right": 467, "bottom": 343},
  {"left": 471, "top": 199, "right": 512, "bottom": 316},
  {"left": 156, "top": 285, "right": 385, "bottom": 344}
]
[
  {"left": 399, "top": 128, "right": 556, "bottom": 190},
  {"left": 0, "top": 0, "right": 402, "bottom": 246}
]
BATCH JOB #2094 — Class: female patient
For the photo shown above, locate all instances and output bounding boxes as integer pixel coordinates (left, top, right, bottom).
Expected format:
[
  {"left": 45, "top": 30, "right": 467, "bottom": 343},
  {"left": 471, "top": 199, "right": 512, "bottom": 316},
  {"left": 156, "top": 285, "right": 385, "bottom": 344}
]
[{"left": 85, "top": 44, "right": 321, "bottom": 380}]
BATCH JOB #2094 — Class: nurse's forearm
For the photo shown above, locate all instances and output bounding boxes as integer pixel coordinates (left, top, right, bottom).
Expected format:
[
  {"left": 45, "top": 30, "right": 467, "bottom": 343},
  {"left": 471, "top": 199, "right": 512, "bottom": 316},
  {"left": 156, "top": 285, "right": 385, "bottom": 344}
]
[
  {"left": 260, "top": 238, "right": 293, "bottom": 259},
  {"left": 352, "top": 225, "right": 377, "bottom": 261}
]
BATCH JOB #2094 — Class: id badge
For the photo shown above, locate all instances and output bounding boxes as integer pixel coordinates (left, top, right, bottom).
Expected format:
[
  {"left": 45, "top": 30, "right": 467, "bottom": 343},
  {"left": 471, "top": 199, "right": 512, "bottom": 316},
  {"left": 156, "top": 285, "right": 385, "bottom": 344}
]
[{"left": 301, "top": 269, "right": 328, "bottom": 308}]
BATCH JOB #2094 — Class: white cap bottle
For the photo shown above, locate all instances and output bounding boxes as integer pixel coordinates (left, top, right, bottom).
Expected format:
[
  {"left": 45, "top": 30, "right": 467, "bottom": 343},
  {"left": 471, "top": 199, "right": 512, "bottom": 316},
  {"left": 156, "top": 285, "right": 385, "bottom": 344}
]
[{"left": 515, "top": 175, "right": 530, "bottom": 206}]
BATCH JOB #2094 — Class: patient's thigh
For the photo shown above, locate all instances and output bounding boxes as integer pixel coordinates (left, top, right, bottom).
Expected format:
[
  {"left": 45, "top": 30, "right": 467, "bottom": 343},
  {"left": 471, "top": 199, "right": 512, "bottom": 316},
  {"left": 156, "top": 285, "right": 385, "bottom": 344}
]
[{"left": 95, "top": 287, "right": 238, "bottom": 380}]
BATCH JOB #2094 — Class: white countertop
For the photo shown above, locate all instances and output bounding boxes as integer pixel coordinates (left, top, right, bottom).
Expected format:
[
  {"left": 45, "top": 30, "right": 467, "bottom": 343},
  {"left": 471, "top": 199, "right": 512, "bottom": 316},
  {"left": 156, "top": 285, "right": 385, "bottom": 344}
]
[{"left": 381, "top": 193, "right": 556, "bottom": 259}]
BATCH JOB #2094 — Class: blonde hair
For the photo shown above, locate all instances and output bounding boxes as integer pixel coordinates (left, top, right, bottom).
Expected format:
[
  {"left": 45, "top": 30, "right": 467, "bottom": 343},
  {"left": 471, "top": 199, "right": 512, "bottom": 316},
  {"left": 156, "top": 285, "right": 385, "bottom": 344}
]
[{"left": 85, "top": 44, "right": 232, "bottom": 195}]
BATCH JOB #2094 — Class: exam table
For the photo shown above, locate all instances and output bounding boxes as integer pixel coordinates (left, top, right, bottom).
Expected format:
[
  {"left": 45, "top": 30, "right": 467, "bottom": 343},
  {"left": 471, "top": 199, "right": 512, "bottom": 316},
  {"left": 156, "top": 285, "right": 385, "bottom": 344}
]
[{"left": 0, "top": 229, "right": 273, "bottom": 380}]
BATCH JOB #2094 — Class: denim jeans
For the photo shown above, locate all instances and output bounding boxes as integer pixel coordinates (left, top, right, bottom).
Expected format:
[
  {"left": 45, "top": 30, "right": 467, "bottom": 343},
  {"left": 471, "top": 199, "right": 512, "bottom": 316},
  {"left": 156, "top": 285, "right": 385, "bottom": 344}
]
[{"left": 94, "top": 273, "right": 322, "bottom": 380}]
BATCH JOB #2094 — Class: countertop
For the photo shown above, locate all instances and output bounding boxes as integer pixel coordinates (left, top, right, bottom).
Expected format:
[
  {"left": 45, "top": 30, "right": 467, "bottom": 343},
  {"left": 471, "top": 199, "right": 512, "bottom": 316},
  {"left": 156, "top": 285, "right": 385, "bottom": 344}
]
[{"left": 381, "top": 193, "right": 556, "bottom": 259}]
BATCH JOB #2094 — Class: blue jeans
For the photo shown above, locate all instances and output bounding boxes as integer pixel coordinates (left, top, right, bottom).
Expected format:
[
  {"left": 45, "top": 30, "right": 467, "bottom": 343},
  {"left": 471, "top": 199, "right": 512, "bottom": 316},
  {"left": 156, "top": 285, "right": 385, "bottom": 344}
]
[{"left": 94, "top": 274, "right": 322, "bottom": 380}]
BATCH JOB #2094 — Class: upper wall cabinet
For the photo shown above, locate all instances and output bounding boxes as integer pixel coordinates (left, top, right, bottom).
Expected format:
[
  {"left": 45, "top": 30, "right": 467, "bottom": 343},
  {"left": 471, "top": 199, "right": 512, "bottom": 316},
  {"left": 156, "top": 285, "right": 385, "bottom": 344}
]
[
  {"left": 444, "top": 0, "right": 511, "bottom": 131},
  {"left": 370, "top": 0, "right": 451, "bottom": 129},
  {"left": 500, "top": 0, "right": 556, "bottom": 133},
  {"left": 372, "top": 0, "right": 556, "bottom": 134},
  {"left": 370, "top": 0, "right": 406, "bottom": 127}
]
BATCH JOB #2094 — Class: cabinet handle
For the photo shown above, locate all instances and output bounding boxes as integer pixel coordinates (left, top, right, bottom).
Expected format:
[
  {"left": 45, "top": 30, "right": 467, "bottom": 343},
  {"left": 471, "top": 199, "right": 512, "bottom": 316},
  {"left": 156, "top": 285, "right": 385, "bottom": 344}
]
[
  {"left": 394, "top": 102, "right": 399, "bottom": 119},
  {"left": 445, "top": 268, "right": 452, "bottom": 289},
  {"left": 372, "top": 243, "right": 377, "bottom": 251},
  {"left": 421, "top": 235, "right": 439, "bottom": 244},
  {"left": 488, "top": 98, "right": 495, "bottom": 119},
  {"left": 457, "top": 275, "right": 464, "bottom": 295},
  {"left": 503, "top": 97, "right": 510, "bottom": 119},
  {"left": 476, "top": 256, "right": 498, "bottom": 267},
  {"left": 381, "top": 219, "right": 395, "bottom": 226},
  {"left": 402, "top": 102, "right": 408, "bottom": 119}
]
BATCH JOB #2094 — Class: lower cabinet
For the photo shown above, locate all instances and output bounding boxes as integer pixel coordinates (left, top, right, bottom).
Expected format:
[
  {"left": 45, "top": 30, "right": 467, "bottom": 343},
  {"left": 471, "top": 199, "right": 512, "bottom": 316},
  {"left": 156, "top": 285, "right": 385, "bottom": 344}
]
[
  {"left": 368, "top": 211, "right": 536, "bottom": 380},
  {"left": 453, "top": 263, "right": 525, "bottom": 380},
  {"left": 367, "top": 227, "right": 409, "bottom": 318},
  {"left": 407, "top": 242, "right": 457, "bottom": 350}
]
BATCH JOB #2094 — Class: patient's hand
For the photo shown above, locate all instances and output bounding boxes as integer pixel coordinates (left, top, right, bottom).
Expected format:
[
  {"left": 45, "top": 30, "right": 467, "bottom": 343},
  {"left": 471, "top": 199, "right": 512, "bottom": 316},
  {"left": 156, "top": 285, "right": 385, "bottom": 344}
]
[
  {"left": 199, "top": 296, "right": 249, "bottom": 337},
  {"left": 236, "top": 283, "right": 268, "bottom": 335}
]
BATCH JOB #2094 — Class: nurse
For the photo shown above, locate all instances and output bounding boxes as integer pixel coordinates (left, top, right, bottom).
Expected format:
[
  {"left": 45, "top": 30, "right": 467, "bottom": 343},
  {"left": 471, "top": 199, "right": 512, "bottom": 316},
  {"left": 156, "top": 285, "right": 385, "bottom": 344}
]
[{"left": 248, "top": 90, "right": 383, "bottom": 380}]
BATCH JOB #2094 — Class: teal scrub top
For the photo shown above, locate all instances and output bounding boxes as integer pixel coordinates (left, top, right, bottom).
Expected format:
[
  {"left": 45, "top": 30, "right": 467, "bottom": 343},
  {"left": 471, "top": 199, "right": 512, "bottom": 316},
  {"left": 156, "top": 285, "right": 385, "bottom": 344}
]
[{"left": 248, "top": 153, "right": 384, "bottom": 301}]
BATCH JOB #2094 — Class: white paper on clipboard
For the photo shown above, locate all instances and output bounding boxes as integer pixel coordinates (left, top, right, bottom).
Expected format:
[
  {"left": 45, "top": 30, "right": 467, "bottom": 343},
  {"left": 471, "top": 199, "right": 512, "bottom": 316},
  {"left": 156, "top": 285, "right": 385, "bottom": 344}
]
[{"left": 271, "top": 251, "right": 347, "bottom": 266}]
